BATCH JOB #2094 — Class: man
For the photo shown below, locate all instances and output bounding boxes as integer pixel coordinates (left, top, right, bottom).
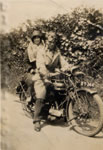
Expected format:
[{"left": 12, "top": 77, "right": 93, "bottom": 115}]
[{"left": 33, "top": 31, "right": 72, "bottom": 132}]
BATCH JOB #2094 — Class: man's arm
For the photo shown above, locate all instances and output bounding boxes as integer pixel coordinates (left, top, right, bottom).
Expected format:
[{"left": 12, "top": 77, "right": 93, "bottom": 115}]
[{"left": 60, "top": 54, "right": 73, "bottom": 71}]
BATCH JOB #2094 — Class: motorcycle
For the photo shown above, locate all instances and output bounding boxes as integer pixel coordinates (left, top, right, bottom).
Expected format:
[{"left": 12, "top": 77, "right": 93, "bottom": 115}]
[{"left": 16, "top": 66, "right": 103, "bottom": 137}]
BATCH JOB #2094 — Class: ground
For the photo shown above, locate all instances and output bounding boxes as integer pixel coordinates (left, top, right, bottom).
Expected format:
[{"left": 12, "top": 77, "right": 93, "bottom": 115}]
[{"left": 1, "top": 90, "right": 103, "bottom": 150}]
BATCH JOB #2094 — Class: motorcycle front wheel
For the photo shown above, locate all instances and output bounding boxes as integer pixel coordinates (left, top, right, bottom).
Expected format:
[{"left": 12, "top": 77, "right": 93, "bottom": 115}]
[{"left": 67, "top": 91, "right": 103, "bottom": 137}]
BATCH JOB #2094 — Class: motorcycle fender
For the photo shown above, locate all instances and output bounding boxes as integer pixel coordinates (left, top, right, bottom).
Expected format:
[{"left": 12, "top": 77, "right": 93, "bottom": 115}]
[{"left": 77, "top": 88, "right": 97, "bottom": 95}]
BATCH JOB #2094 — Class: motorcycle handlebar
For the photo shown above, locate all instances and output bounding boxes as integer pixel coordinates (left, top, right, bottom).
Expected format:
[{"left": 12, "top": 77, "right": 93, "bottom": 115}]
[{"left": 50, "top": 70, "right": 71, "bottom": 78}]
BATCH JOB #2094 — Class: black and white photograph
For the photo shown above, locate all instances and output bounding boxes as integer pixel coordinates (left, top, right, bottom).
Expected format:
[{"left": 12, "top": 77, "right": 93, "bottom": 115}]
[{"left": 0, "top": 0, "right": 103, "bottom": 150}]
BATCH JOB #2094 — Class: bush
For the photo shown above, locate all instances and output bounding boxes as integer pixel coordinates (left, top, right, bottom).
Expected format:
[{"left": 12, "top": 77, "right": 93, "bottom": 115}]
[{"left": 1, "top": 7, "right": 103, "bottom": 94}]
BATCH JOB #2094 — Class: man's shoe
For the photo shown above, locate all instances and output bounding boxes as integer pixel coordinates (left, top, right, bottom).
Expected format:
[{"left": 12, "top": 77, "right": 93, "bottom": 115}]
[{"left": 34, "top": 122, "right": 41, "bottom": 132}]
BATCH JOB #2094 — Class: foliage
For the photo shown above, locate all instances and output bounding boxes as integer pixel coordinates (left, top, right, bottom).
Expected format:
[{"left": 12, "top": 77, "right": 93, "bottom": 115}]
[{"left": 1, "top": 7, "right": 103, "bottom": 94}]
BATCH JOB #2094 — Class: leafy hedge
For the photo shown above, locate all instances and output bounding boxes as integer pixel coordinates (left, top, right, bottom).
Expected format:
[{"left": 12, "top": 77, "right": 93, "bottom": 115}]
[{"left": 1, "top": 7, "right": 103, "bottom": 94}]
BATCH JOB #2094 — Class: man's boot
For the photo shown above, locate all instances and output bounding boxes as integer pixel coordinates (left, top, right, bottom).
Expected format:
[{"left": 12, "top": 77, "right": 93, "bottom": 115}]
[
  {"left": 34, "top": 121, "right": 41, "bottom": 132},
  {"left": 33, "top": 98, "right": 44, "bottom": 132}
]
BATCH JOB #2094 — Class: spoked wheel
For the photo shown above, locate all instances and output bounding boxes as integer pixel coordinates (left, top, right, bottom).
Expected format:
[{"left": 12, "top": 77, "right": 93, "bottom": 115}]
[
  {"left": 67, "top": 91, "right": 103, "bottom": 137},
  {"left": 21, "top": 97, "right": 34, "bottom": 119}
]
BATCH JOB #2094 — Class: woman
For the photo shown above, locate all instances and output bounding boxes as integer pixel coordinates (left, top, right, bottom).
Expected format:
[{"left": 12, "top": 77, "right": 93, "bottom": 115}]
[{"left": 27, "top": 29, "right": 45, "bottom": 69}]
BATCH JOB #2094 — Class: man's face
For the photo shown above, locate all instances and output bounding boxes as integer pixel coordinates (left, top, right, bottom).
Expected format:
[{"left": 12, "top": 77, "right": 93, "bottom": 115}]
[
  {"left": 32, "top": 36, "right": 41, "bottom": 45},
  {"left": 47, "top": 32, "right": 57, "bottom": 51},
  {"left": 48, "top": 32, "right": 56, "bottom": 42}
]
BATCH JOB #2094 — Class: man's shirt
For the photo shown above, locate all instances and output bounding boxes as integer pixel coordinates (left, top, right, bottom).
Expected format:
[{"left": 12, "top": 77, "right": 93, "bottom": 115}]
[{"left": 36, "top": 47, "right": 71, "bottom": 76}]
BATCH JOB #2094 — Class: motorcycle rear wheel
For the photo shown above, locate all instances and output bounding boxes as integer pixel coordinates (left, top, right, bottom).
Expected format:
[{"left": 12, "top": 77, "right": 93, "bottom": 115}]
[
  {"left": 67, "top": 91, "right": 103, "bottom": 137},
  {"left": 21, "top": 97, "right": 34, "bottom": 119}
]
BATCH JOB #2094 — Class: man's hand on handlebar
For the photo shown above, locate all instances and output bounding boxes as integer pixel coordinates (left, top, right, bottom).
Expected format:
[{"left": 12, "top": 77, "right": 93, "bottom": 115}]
[{"left": 49, "top": 72, "right": 60, "bottom": 77}]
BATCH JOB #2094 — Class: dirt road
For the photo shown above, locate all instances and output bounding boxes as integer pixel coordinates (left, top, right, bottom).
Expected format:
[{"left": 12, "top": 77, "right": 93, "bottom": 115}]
[{"left": 1, "top": 91, "right": 103, "bottom": 150}]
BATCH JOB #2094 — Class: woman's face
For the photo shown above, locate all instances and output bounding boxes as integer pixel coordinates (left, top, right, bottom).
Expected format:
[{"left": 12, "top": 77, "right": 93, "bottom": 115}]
[{"left": 33, "top": 37, "right": 41, "bottom": 45}]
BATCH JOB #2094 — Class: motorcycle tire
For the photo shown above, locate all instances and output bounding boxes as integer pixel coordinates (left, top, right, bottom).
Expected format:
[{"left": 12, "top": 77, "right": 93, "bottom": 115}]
[
  {"left": 67, "top": 91, "right": 103, "bottom": 137},
  {"left": 21, "top": 98, "right": 34, "bottom": 119}
]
